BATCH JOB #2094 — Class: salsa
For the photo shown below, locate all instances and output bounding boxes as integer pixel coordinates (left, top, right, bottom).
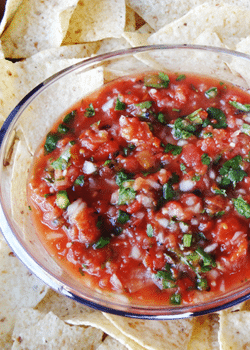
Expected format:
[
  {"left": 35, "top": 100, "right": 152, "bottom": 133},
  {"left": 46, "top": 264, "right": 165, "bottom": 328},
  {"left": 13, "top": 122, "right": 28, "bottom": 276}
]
[{"left": 28, "top": 71, "right": 250, "bottom": 306}]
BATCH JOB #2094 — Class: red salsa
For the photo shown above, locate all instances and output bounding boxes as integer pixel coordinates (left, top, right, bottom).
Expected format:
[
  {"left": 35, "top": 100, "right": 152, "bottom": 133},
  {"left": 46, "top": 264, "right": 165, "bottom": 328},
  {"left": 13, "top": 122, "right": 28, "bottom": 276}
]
[{"left": 28, "top": 71, "right": 250, "bottom": 306}]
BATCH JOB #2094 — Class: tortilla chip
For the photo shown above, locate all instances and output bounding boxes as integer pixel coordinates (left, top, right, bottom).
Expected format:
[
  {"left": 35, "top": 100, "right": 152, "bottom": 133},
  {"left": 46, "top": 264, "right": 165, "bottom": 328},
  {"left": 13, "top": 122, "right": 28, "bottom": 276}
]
[
  {"left": 0, "top": 239, "right": 48, "bottom": 347},
  {"left": 26, "top": 43, "right": 101, "bottom": 62},
  {"left": 0, "top": 59, "right": 19, "bottom": 121},
  {"left": 97, "top": 335, "right": 128, "bottom": 350},
  {"left": 96, "top": 38, "right": 131, "bottom": 55},
  {"left": 1, "top": 0, "right": 79, "bottom": 58},
  {"left": 187, "top": 314, "right": 219, "bottom": 350},
  {"left": 36, "top": 289, "right": 145, "bottom": 350},
  {"left": 103, "top": 313, "right": 194, "bottom": 350},
  {"left": 122, "top": 32, "right": 150, "bottom": 47},
  {"left": 0, "top": 0, "right": 23, "bottom": 36},
  {"left": 148, "top": 3, "right": 250, "bottom": 50},
  {"left": 125, "top": 6, "right": 137, "bottom": 32},
  {"left": 12, "top": 309, "right": 103, "bottom": 350},
  {"left": 219, "top": 310, "right": 250, "bottom": 349},
  {"left": 127, "top": 0, "right": 250, "bottom": 31},
  {"left": 136, "top": 23, "right": 154, "bottom": 35},
  {"left": 63, "top": 0, "right": 126, "bottom": 44}
]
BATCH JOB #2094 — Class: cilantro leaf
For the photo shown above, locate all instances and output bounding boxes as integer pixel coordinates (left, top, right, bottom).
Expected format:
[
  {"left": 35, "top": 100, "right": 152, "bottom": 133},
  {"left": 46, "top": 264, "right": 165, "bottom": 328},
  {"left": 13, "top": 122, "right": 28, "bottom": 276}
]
[
  {"left": 44, "top": 132, "right": 60, "bottom": 154},
  {"left": 51, "top": 148, "right": 71, "bottom": 170},
  {"left": 85, "top": 103, "right": 95, "bottom": 117},
  {"left": 117, "top": 210, "right": 130, "bottom": 224},
  {"left": 94, "top": 237, "right": 110, "bottom": 249},
  {"left": 118, "top": 186, "right": 136, "bottom": 205},
  {"left": 233, "top": 197, "right": 250, "bottom": 218},
  {"left": 74, "top": 175, "right": 84, "bottom": 186},
  {"left": 206, "top": 107, "right": 227, "bottom": 129},
  {"left": 115, "top": 171, "right": 129, "bottom": 186},
  {"left": 201, "top": 153, "right": 211, "bottom": 165},
  {"left": 164, "top": 143, "right": 183, "bottom": 155},
  {"left": 219, "top": 155, "right": 247, "bottom": 187},
  {"left": 144, "top": 72, "right": 170, "bottom": 89},
  {"left": 115, "top": 97, "right": 126, "bottom": 111}
]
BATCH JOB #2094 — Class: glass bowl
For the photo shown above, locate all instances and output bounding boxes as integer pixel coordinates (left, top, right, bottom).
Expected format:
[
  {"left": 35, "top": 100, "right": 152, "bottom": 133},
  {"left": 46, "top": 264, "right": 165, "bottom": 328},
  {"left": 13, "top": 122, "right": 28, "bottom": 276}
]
[{"left": 1, "top": 45, "right": 250, "bottom": 320}]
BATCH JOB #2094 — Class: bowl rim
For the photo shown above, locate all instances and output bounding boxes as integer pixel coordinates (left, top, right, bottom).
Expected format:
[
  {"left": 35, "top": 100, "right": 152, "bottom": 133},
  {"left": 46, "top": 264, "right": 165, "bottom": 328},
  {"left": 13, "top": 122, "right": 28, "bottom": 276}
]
[{"left": 1, "top": 44, "right": 250, "bottom": 319}]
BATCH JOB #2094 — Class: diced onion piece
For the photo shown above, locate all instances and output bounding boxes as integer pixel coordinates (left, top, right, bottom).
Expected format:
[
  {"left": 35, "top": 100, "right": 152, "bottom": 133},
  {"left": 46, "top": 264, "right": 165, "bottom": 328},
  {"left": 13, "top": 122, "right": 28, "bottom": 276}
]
[
  {"left": 83, "top": 161, "right": 97, "bottom": 174},
  {"left": 179, "top": 179, "right": 195, "bottom": 192}
]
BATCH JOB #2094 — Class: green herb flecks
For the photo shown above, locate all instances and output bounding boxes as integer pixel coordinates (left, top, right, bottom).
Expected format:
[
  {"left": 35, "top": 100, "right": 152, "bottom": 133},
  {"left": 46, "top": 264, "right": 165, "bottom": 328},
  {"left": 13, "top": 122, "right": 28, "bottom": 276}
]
[
  {"left": 219, "top": 155, "right": 247, "bottom": 187},
  {"left": 201, "top": 153, "right": 211, "bottom": 166},
  {"left": 57, "top": 123, "right": 69, "bottom": 134},
  {"left": 229, "top": 100, "right": 250, "bottom": 112},
  {"left": 84, "top": 103, "right": 95, "bottom": 117},
  {"left": 172, "top": 109, "right": 204, "bottom": 139},
  {"left": 74, "top": 175, "right": 84, "bottom": 186},
  {"left": 155, "top": 264, "right": 176, "bottom": 289},
  {"left": 117, "top": 210, "right": 130, "bottom": 224},
  {"left": 180, "top": 163, "right": 187, "bottom": 173},
  {"left": 157, "top": 112, "right": 166, "bottom": 124},
  {"left": 183, "top": 234, "right": 192, "bottom": 248},
  {"left": 176, "top": 74, "right": 186, "bottom": 81},
  {"left": 213, "top": 188, "right": 227, "bottom": 197},
  {"left": 63, "top": 110, "right": 76, "bottom": 124},
  {"left": 115, "top": 97, "right": 126, "bottom": 111},
  {"left": 205, "top": 87, "right": 218, "bottom": 99},
  {"left": 206, "top": 107, "right": 227, "bottom": 129},
  {"left": 51, "top": 148, "right": 71, "bottom": 171},
  {"left": 162, "top": 173, "right": 179, "bottom": 202},
  {"left": 241, "top": 123, "right": 250, "bottom": 136},
  {"left": 146, "top": 224, "right": 154, "bottom": 237},
  {"left": 144, "top": 72, "right": 170, "bottom": 89},
  {"left": 118, "top": 185, "right": 136, "bottom": 205},
  {"left": 164, "top": 143, "right": 183, "bottom": 156},
  {"left": 56, "top": 190, "right": 70, "bottom": 209},
  {"left": 44, "top": 132, "right": 61, "bottom": 154},
  {"left": 94, "top": 236, "right": 110, "bottom": 249},
  {"left": 233, "top": 197, "right": 250, "bottom": 218},
  {"left": 170, "top": 293, "right": 181, "bottom": 305}
]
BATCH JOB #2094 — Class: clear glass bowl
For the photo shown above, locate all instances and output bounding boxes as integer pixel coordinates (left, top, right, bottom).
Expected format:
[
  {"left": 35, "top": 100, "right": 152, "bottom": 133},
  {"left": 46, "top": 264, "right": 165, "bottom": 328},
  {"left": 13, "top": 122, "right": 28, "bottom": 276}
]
[{"left": 1, "top": 45, "right": 250, "bottom": 319}]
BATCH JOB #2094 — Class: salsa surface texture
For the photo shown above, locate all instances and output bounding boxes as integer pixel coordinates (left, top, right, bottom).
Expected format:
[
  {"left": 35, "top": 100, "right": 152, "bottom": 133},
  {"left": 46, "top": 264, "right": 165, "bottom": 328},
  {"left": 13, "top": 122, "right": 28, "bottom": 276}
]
[{"left": 28, "top": 71, "right": 250, "bottom": 306}]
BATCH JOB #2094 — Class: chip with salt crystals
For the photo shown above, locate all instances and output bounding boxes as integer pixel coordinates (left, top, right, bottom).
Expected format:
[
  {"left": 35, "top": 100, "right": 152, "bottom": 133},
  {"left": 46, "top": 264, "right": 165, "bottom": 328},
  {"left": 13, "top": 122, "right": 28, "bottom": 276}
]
[
  {"left": 63, "top": 0, "right": 126, "bottom": 44},
  {"left": 35, "top": 289, "right": 145, "bottom": 350},
  {"left": 148, "top": 3, "right": 250, "bottom": 50},
  {"left": 1, "top": 0, "right": 79, "bottom": 58},
  {"left": 103, "top": 313, "right": 194, "bottom": 350},
  {"left": 219, "top": 310, "right": 250, "bottom": 349},
  {"left": 12, "top": 308, "right": 103, "bottom": 350},
  {"left": 0, "top": 239, "right": 48, "bottom": 348}
]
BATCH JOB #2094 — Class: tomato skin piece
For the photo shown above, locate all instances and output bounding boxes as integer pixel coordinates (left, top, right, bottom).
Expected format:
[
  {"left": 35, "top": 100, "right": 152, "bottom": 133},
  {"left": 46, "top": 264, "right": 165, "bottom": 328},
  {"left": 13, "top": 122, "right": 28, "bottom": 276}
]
[
  {"left": 181, "top": 143, "right": 207, "bottom": 174},
  {"left": 212, "top": 217, "right": 247, "bottom": 244}
]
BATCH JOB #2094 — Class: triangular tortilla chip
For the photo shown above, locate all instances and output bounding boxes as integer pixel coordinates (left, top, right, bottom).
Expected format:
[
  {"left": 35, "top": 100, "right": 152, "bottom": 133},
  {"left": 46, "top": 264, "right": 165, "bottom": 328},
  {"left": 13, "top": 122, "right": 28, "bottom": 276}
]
[
  {"left": 103, "top": 313, "right": 194, "bottom": 350},
  {"left": 219, "top": 310, "right": 250, "bottom": 349},
  {"left": 0, "top": 240, "right": 48, "bottom": 347},
  {"left": 148, "top": 3, "right": 250, "bottom": 50},
  {"left": 1, "top": 0, "right": 79, "bottom": 58},
  {"left": 63, "top": 0, "right": 126, "bottom": 44}
]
